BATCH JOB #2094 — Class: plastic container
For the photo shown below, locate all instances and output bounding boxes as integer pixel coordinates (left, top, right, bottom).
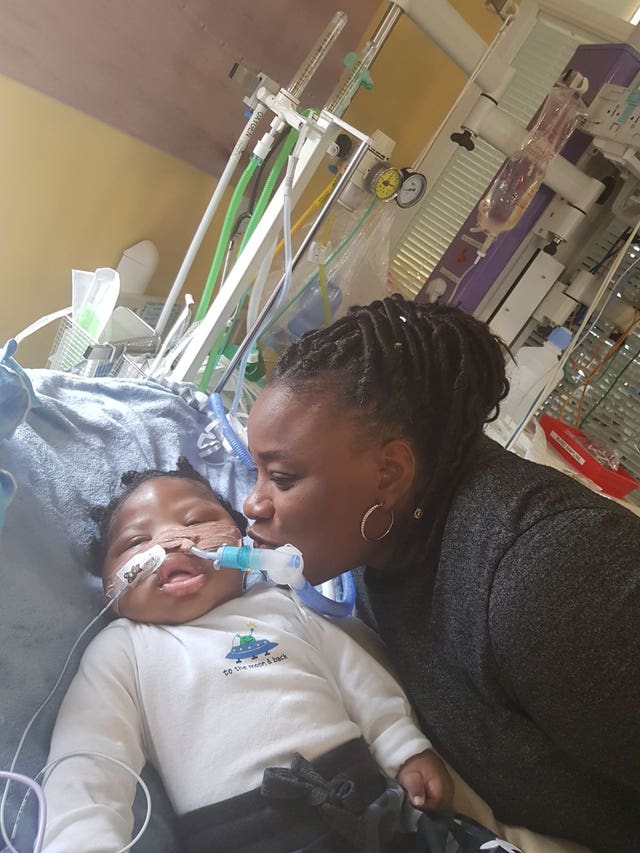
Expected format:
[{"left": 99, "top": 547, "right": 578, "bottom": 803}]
[
  {"left": 116, "top": 240, "right": 159, "bottom": 295},
  {"left": 476, "top": 80, "right": 584, "bottom": 250},
  {"left": 287, "top": 279, "right": 342, "bottom": 340},
  {"left": 540, "top": 415, "right": 640, "bottom": 499},
  {"left": 498, "top": 327, "right": 572, "bottom": 432}
]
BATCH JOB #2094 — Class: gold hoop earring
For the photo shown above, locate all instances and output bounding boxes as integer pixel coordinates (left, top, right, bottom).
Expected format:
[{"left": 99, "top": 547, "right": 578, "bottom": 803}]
[{"left": 360, "top": 503, "right": 395, "bottom": 542}]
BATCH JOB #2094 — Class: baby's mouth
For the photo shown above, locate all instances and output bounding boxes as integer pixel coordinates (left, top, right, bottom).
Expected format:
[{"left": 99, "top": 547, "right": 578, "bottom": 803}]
[{"left": 157, "top": 555, "right": 207, "bottom": 597}]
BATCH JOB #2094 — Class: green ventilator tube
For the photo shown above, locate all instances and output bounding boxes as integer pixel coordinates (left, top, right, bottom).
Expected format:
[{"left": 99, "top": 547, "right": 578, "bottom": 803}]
[{"left": 195, "top": 154, "right": 261, "bottom": 322}]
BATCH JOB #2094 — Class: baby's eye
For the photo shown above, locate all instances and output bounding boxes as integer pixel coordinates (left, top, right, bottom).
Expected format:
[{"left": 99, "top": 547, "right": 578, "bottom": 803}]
[
  {"left": 123, "top": 536, "right": 148, "bottom": 550},
  {"left": 185, "top": 518, "right": 205, "bottom": 526}
]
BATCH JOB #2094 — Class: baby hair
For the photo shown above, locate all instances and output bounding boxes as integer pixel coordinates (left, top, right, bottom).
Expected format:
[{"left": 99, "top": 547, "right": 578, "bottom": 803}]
[{"left": 88, "top": 456, "right": 246, "bottom": 576}]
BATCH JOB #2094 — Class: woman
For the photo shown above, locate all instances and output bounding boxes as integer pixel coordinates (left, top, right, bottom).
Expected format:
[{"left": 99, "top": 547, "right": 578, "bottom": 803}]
[{"left": 244, "top": 294, "right": 640, "bottom": 853}]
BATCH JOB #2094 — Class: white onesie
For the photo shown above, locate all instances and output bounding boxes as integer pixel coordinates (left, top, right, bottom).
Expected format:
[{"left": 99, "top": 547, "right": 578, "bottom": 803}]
[{"left": 43, "top": 584, "right": 430, "bottom": 852}]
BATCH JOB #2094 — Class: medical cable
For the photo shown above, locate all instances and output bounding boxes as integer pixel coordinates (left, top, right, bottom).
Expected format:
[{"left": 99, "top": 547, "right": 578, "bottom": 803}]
[
  {"left": 0, "top": 585, "right": 133, "bottom": 850},
  {"left": 37, "top": 753, "right": 151, "bottom": 853},
  {"left": 0, "top": 772, "right": 46, "bottom": 853},
  {"left": 231, "top": 127, "right": 291, "bottom": 241},
  {"left": 239, "top": 126, "right": 300, "bottom": 254},
  {"left": 215, "top": 132, "right": 372, "bottom": 395}
]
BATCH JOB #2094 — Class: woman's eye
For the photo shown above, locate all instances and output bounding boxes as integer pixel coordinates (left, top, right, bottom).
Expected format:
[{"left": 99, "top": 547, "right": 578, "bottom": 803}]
[{"left": 270, "top": 474, "right": 297, "bottom": 490}]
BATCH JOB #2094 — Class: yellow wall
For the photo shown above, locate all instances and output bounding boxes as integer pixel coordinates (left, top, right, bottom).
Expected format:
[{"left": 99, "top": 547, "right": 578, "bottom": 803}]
[
  {"left": 345, "top": 0, "right": 501, "bottom": 167},
  {"left": 0, "top": 74, "right": 227, "bottom": 367},
  {"left": 297, "top": 0, "right": 500, "bottom": 215},
  {"left": 2, "top": 0, "right": 500, "bottom": 367}
]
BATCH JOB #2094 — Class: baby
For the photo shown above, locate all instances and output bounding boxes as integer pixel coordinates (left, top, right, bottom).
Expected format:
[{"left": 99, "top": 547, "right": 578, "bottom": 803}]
[{"left": 43, "top": 458, "right": 453, "bottom": 853}]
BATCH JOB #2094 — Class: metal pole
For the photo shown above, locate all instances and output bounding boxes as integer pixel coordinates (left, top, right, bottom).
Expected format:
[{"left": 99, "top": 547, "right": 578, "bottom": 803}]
[{"left": 215, "top": 133, "right": 372, "bottom": 392}]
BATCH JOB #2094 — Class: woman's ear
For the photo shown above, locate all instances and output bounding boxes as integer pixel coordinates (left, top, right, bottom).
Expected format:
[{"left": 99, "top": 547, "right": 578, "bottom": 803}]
[{"left": 377, "top": 438, "right": 417, "bottom": 509}]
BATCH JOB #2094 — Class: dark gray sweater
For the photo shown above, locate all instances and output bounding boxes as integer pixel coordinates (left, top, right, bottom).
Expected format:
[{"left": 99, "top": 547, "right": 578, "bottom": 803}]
[{"left": 356, "top": 437, "right": 640, "bottom": 853}]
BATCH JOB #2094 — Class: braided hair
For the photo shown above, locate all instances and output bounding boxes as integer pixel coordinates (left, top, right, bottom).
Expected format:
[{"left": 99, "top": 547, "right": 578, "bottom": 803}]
[
  {"left": 270, "top": 293, "right": 509, "bottom": 534},
  {"left": 88, "top": 456, "right": 246, "bottom": 576}
]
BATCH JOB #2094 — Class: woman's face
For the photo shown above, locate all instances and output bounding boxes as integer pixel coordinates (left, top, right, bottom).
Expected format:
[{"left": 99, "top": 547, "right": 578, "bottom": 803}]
[{"left": 244, "top": 383, "right": 387, "bottom": 585}]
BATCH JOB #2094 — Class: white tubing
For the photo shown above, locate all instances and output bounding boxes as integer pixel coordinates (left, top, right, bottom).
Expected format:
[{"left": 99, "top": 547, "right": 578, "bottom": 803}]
[
  {"left": 155, "top": 105, "right": 268, "bottom": 336},
  {"left": 394, "top": 0, "right": 511, "bottom": 96},
  {"left": 247, "top": 239, "right": 278, "bottom": 331}
]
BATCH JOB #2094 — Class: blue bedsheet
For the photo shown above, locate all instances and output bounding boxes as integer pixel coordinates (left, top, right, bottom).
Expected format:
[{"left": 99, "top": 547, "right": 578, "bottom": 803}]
[{"left": 0, "top": 369, "right": 255, "bottom": 850}]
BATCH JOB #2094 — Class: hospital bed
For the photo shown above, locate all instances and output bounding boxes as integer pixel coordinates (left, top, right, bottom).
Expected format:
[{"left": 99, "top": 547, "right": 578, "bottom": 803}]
[
  {"left": 0, "top": 365, "right": 591, "bottom": 852},
  {"left": 3, "top": 0, "right": 634, "bottom": 847}
]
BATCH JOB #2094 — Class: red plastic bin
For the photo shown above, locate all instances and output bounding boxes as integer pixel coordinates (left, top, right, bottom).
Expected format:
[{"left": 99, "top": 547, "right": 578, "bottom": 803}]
[{"left": 539, "top": 414, "right": 640, "bottom": 499}]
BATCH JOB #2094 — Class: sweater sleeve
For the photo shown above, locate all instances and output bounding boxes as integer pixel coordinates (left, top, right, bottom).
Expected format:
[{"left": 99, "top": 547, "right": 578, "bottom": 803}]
[
  {"left": 43, "top": 624, "right": 146, "bottom": 853},
  {"left": 303, "top": 609, "right": 431, "bottom": 778},
  {"left": 489, "top": 505, "right": 640, "bottom": 795}
]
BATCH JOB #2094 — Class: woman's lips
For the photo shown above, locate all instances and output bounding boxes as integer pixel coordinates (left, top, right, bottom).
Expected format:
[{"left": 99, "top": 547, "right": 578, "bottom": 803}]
[{"left": 247, "top": 530, "right": 280, "bottom": 549}]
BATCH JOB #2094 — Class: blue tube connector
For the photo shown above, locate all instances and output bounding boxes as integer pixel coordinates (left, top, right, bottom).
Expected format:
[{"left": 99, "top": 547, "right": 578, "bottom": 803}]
[
  {"left": 191, "top": 543, "right": 304, "bottom": 588},
  {"left": 191, "top": 543, "right": 354, "bottom": 618}
]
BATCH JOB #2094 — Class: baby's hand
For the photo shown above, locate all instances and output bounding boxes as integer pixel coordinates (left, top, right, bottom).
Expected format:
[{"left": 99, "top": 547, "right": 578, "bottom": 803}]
[{"left": 397, "top": 748, "right": 454, "bottom": 812}]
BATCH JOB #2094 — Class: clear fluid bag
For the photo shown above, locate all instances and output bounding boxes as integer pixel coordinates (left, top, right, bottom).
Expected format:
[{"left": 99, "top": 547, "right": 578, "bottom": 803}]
[{"left": 476, "top": 80, "right": 585, "bottom": 246}]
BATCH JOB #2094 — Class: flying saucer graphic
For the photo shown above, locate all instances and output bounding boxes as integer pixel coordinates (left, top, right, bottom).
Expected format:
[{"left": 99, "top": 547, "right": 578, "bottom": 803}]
[{"left": 225, "top": 626, "right": 278, "bottom": 663}]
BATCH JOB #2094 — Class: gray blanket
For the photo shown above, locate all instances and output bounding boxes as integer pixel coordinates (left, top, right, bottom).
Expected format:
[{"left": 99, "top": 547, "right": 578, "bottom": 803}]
[{"left": 0, "top": 369, "right": 254, "bottom": 851}]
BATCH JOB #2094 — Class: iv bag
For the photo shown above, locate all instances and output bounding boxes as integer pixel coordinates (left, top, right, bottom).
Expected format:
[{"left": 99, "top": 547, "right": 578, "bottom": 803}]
[{"left": 476, "top": 80, "right": 585, "bottom": 247}]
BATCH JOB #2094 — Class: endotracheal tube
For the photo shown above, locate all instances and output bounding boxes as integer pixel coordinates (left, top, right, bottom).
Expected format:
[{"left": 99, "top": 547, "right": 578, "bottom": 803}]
[{"left": 110, "top": 542, "right": 353, "bottom": 617}]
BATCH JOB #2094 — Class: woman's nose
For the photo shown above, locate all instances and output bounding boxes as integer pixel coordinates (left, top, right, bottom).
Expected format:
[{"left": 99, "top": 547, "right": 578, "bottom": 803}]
[{"left": 243, "top": 483, "right": 274, "bottom": 521}]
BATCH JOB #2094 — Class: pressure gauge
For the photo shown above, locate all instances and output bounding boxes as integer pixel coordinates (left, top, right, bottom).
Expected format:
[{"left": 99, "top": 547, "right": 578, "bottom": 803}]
[
  {"left": 367, "top": 164, "right": 403, "bottom": 201},
  {"left": 396, "top": 171, "right": 427, "bottom": 209}
]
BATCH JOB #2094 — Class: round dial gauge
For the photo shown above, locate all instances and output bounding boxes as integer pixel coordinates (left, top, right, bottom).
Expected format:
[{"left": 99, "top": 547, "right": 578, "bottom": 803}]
[
  {"left": 396, "top": 171, "right": 427, "bottom": 208},
  {"left": 368, "top": 164, "right": 403, "bottom": 201}
]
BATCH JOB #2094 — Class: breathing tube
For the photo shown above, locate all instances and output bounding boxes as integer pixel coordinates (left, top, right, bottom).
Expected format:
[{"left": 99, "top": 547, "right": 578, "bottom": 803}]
[
  {"left": 195, "top": 155, "right": 262, "bottom": 324},
  {"left": 110, "top": 542, "right": 355, "bottom": 619},
  {"left": 196, "top": 125, "right": 302, "bottom": 394}
]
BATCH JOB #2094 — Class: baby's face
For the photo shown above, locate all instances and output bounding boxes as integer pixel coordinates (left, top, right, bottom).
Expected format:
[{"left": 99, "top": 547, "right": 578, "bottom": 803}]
[{"left": 103, "top": 476, "right": 243, "bottom": 624}]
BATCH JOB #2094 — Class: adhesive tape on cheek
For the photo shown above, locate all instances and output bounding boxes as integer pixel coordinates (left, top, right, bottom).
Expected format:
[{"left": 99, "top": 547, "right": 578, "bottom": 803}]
[{"left": 110, "top": 545, "right": 166, "bottom": 597}]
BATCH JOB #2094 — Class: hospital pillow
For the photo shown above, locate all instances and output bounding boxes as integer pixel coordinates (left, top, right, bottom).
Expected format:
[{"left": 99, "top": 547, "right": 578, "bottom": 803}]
[{"left": 0, "top": 368, "right": 255, "bottom": 851}]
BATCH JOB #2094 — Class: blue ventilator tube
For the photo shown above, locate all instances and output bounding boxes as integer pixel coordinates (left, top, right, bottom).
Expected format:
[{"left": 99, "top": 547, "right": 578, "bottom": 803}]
[{"left": 190, "top": 543, "right": 355, "bottom": 618}]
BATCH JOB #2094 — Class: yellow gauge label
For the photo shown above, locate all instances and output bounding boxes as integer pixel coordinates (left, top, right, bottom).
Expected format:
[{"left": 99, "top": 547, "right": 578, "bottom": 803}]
[{"left": 372, "top": 166, "right": 402, "bottom": 201}]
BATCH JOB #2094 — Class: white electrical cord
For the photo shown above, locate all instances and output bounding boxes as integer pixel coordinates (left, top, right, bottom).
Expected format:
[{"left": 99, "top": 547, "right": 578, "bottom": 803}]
[
  {"left": 38, "top": 752, "right": 151, "bottom": 853},
  {"left": 14, "top": 308, "right": 72, "bottom": 346},
  {"left": 0, "top": 772, "right": 46, "bottom": 853},
  {"left": 0, "top": 588, "right": 129, "bottom": 850},
  {"left": 411, "top": 8, "right": 516, "bottom": 170}
]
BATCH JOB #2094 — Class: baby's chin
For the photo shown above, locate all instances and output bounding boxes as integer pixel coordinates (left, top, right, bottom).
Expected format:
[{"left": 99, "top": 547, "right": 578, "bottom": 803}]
[{"left": 117, "top": 587, "right": 244, "bottom": 625}]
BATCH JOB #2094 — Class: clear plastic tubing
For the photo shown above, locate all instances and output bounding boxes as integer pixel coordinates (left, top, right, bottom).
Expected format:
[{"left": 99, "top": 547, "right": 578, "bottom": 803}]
[
  {"left": 287, "top": 11, "right": 348, "bottom": 101},
  {"left": 191, "top": 544, "right": 305, "bottom": 589}
]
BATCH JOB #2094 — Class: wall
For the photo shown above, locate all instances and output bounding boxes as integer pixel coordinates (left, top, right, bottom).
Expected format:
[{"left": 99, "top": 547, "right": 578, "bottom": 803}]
[
  {"left": 2, "top": 0, "right": 500, "bottom": 367},
  {"left": 345, "top": 0, "right": 501, "bottom": 168},
  {"left": 0, "top": 74, "right": 229, "bottom": 367}
]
